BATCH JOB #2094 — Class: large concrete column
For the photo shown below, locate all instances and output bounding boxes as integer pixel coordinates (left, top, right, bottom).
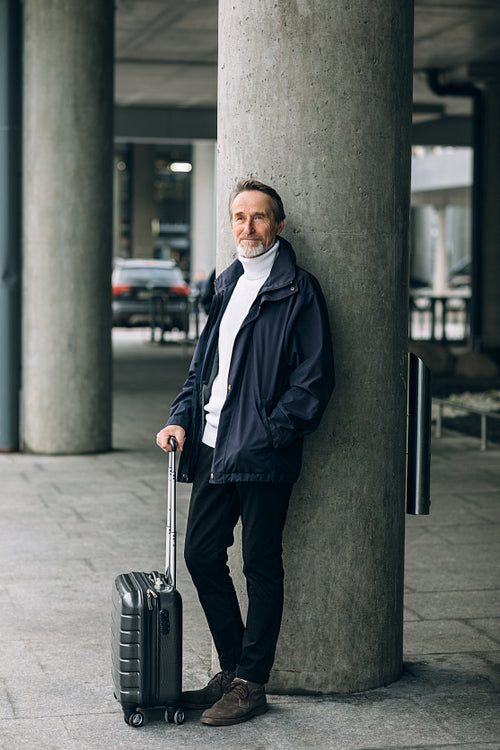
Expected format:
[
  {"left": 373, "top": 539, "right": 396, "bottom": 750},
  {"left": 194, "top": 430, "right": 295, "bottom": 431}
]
[
  {"left": 22, "top": 0, "right": 113, "bottom": 454},
  {"left": 480, "top": 82, "right": 500, "bottom": 352},
  {"left": 191, "top": 140, "right": 216, "bottom": 279},
  {"left": 218, "top": 0, "right": 414, "bottom": 693}
]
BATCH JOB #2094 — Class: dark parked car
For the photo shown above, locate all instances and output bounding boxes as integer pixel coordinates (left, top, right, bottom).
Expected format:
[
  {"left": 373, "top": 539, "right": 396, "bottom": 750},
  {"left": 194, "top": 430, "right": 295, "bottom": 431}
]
[{"left": 112, "top": 259, "right": 191, "bottom": 330}]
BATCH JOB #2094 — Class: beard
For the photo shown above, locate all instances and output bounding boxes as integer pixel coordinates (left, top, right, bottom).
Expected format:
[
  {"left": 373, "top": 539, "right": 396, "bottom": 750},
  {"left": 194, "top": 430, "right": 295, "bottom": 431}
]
[{"left": 237, "top": 241, "right": 268, "bottom": 258}]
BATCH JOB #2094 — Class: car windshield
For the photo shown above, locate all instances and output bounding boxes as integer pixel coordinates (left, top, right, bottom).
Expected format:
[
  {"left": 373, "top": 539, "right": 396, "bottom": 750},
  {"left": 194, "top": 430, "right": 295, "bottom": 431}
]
[{"left": 117, "top": 266, "right": 185, "bottom": 285}]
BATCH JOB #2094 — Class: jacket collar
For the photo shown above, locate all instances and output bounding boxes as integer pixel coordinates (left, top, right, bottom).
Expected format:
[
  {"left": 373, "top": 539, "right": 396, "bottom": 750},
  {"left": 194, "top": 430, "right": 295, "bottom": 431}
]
[{"left": 215, "top": 237, "right": 297, "bottom": 294}]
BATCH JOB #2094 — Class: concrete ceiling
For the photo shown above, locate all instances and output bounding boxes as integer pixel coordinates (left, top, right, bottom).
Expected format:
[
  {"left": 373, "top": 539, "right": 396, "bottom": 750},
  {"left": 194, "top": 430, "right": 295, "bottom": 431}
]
[
  {"left": 115, "top": 0, "right": 218, "bottom": 109},
  {"left": 115, "top": 0, "right": 500, "bottom": 125}
]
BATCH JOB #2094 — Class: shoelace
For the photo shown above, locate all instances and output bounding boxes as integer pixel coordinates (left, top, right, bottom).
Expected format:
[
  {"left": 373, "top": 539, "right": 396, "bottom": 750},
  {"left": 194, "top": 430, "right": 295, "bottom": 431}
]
[
  {"left": 224, "top": 680, "right": 249, "bottom": 699},
  {"left": 209, "top": 670, "right": 232, "bottom": 688}
]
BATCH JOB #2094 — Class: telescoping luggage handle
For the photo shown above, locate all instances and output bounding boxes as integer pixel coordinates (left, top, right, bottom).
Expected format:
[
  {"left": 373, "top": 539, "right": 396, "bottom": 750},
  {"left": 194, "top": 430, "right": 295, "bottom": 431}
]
[{"left": 165, "top": 436, "right": 177, "bottom": 588}]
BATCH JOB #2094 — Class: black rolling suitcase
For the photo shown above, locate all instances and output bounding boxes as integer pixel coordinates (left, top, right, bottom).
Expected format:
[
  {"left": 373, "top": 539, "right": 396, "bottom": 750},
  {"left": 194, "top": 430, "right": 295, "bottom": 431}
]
[{"left": 111, "top": 438, "right": 184, "bottom": 727}]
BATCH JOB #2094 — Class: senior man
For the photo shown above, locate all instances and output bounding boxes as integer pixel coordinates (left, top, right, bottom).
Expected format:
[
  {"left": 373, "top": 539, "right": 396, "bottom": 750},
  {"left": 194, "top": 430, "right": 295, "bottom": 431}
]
[{"left": 156, "top": 178, "right": 334, "bottom": 726}]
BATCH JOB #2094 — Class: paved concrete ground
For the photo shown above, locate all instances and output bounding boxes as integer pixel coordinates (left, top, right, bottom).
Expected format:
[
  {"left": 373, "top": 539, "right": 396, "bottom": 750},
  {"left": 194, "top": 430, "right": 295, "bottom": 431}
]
[{"left": 1, "top": 328, "right": 499, "bottom": 750}]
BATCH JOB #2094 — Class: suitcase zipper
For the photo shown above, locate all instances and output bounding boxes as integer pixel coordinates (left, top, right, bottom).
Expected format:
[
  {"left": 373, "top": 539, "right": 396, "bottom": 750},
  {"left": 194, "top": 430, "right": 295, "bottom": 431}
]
[
  {"left": 146, "top": 588, "right": 158, "bottom": 611},
  {"left": 144, "top": 580, "right": 159, "bottom": 703}
]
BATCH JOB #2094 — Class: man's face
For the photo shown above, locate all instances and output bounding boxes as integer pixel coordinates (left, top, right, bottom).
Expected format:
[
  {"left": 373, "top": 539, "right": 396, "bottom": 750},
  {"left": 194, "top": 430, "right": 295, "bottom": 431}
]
[{"left": 231, "top": 191, "right": 284, "bottom": 258}]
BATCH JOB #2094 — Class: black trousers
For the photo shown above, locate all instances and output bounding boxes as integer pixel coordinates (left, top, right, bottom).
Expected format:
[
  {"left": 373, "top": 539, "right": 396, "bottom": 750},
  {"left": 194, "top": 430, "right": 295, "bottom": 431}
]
[{"left": 184, "top": 443, "right": 292, "bottom": 684}]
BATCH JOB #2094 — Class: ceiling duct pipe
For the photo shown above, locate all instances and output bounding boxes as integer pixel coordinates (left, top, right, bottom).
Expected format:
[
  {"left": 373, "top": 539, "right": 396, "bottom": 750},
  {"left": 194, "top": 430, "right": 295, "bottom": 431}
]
[{"left": 427, "top": 69, "right": 483, "bottom": 351}]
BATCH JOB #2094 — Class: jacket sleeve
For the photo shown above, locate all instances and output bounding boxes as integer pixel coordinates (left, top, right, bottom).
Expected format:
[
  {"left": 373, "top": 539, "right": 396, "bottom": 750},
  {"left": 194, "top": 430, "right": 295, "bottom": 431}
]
[{"left": 267, "top": 275, "right": 335, "bottom": 448}]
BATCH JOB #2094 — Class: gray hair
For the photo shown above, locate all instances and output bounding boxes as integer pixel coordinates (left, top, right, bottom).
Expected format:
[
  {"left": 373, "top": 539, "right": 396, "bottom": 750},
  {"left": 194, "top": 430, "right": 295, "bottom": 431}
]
[{"left": 229, "top": 178, "right": 286, "bottom": 224}]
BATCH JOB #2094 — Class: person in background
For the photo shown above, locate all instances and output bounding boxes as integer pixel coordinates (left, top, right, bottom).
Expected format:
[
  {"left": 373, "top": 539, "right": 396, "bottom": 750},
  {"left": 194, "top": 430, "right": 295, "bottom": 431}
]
[{"left": 200, "top": 268, "right": 216, "bottom": 314}]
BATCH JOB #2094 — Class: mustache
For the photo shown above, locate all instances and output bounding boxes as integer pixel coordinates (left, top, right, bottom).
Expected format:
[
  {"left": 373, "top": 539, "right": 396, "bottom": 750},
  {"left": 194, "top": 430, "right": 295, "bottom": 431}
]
[{"left": 237, "top": 241, "right": 267, "bottom": 258}]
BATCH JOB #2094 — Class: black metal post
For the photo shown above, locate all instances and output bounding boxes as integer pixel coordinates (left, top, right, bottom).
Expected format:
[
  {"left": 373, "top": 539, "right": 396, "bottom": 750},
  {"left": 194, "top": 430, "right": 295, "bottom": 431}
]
[{"left": 407, "top": 353, "right": 432, "bottom": 515}]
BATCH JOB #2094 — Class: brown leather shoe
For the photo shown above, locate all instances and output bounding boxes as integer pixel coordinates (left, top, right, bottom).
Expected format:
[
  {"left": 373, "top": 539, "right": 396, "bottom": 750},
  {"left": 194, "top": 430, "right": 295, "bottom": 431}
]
[
  {"left": 181, "top": 670, "right": 236, "bottom": 709},
  {"left": 200, "top": 678, "right": 268, "bottom": 726}
]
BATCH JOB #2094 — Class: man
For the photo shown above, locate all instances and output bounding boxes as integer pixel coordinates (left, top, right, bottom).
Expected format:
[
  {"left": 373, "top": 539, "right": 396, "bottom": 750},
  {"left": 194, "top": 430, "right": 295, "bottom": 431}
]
[{"left": 156, "top": 178, "right": 334, "bottom": 726}]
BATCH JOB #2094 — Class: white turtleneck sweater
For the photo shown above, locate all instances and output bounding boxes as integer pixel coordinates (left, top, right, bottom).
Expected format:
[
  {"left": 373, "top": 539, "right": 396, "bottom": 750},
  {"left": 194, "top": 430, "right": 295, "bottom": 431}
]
[{"left": 202, "top": 241, "right": 279, "bottom": 448}]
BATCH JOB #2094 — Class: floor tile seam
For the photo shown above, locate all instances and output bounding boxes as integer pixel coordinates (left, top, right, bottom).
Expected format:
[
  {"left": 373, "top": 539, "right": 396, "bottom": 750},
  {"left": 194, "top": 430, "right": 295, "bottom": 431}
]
[
  {"left": 404, "top": 614, "right": 500, "bottom": 627},
  {"left": 404, "top": 583, "right": 420, "bottom": 594},
  {"left": 403, "top": 605, "right": 425, "bottom": 621},
  {"left": 406, "top": 523, "right": 500, "bottom": 532},
  {"left": 403, "top": 648, "right": 500, "bottom": 661},
  {"left": 37, "top": 492, "right": 156, "bottom": 504},
  {"left": 0, "top": 710, "right": 104, "bottom": 734},
  {"left": 408, "top": 514, "right": 500, "bottom": 536},
  {"left": 264, "top": 692, "right": 431, "bottom": 705},
  {"left": 433, "top": 473, "right": 500, "bottom": 482},
  {"left": 432, "top": 475, "right": 500, "bottom": 484},
  {"left": 464, "top": 618, "right": 500, "bottom": 644},
  {"left": 334, "top": 742, "right": 498, "bottom": 750},
  {"left": 319, "top": 746, "right": 500, "bottom": 750},
  {"left": 405, "top": 587, "right": 500, "bottom": 596},
  {"left": 431, "top": 539, "right": 500, "bottom": 546},
  {"left": 424, "top": 508, "right": 498, "bottom": 525},
  {"left": 404, "top": 527, "right": 495, "bottom": 538},
  {"left": 266, "top": 686, "right": 497, "bottom": 713},
  {"left": 272, "top": 695, "right": 478, "bottom": 746},
  {"left": 429, "top": 493, "right": 499, "bottom": 502},
  {"left": 404, "top": 610, "right": 500, "bottom": 620},
  {"left": 403, "top": 588, "right": 500, "bottom": 597},
  {"left": 381, "top": 682, "right": 499, "bottom": 701},
  {"left": 405, "top": 537, "right": 499, "bottom": 546},
  {"left": 409, "top": 692, "right": 500, "bottom": 744},
  {"left": 452, "top": 493, "right": 500, "bottom": 508},
  {"left": 2, "top": 684, "right": 17, "bottom": 720},
  {"left": 1, "top": 494, "right": 53, "bottom": 510}
]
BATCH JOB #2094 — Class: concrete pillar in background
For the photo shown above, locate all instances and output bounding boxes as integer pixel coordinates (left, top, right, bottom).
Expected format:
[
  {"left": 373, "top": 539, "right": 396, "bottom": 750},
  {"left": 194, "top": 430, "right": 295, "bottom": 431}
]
[
  {"left": 22, "top": 0, "right": 114, "bottom": 454},
  {"left": 217, "top": 0, "right": 414, "bottom": 693},
  {"left": 433, "top": 207, "right": 448, "bottom": 295},
  {"left": 480, "top": 82, "right": 500, "bottom": 352},
  {"left": 113, "top": 155, "right": 122, "bottom": 259},
  {"left": 190, "top": 140, "right": 216, "bottom": 281},
  {"left": 131, "top": 143, "right": 155, "bottom": 259}
]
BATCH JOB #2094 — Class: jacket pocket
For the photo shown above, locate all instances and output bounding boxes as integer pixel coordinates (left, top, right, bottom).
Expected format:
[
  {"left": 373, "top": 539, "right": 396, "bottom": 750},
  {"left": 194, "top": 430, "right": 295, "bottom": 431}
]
[{"left": 258, "top": 402, "right": 275, "bottom": 448}]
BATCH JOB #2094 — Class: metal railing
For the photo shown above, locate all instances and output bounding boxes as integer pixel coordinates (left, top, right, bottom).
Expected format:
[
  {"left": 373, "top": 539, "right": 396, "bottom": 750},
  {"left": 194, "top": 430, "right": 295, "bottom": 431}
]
[
  {"left": 149, "top": 294, "right": 201, "bottom": 344},
  {"left": 433, "top": 398, "right": 500, "bottom": 451},
  {"left": 409, "top": 292, "right": 471, "bottom": 343}
]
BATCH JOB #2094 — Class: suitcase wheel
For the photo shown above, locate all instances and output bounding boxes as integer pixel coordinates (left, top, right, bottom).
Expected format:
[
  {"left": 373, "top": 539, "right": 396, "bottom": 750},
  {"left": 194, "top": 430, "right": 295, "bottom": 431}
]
[
  {"left": 165, "top": 707, "right": 185, "bottom": 725},
  {"left": 128, "top": 709, "right": 148, "bottom": 727}
]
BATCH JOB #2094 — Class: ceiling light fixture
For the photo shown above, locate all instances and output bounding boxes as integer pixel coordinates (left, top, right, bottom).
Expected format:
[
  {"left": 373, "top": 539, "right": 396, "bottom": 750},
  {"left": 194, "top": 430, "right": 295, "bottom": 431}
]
[{"left": 170, "top": 162, "right": 192, "bottom": 173}]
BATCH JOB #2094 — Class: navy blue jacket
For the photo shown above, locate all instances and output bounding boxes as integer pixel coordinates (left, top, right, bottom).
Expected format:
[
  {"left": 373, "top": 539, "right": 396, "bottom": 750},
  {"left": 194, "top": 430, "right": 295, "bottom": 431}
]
[{"left": 166, "top": 237, "right": 335, "bottom": 484}]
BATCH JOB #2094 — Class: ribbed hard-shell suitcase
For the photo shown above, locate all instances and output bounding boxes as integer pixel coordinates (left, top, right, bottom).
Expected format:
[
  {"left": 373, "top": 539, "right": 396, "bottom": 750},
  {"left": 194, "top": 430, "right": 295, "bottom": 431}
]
[{"left": 111, "top": 438, "right": 184, "bottom": 727}]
